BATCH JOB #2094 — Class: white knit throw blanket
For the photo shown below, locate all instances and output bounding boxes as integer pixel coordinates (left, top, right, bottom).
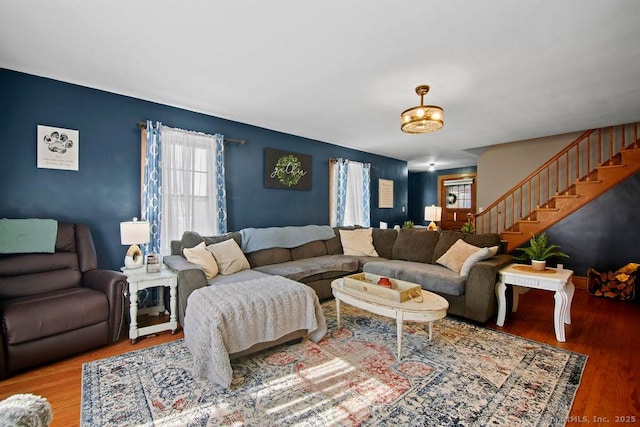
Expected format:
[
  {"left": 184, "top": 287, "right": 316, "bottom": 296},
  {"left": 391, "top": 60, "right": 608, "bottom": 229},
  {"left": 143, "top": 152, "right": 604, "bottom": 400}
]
[{"left": 184, "top": 276, "right": 327, "bottom": 388}]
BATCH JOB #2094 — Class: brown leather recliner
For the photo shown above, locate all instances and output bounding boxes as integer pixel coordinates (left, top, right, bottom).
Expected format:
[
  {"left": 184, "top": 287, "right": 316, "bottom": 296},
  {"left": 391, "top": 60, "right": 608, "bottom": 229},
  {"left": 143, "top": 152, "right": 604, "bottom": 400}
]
[{"left": 0, "top": 222, "right": 127, "bottom": 378}]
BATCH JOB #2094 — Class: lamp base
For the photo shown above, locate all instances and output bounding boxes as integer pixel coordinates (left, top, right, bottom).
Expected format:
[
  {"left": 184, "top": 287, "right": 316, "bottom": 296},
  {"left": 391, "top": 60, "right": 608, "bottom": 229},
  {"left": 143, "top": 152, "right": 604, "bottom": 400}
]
[
  {"left": 427, "top": 221, "right": 439, "bottom": 231},
  {"left": 124, "top": 244, "right": 144, "bottom": 269}
]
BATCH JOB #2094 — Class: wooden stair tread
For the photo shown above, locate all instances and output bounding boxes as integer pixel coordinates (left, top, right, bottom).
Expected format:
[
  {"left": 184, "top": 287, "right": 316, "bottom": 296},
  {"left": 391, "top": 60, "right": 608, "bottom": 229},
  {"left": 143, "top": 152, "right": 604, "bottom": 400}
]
[
  {"left": 597, "top": 164, "right": 627, "bottom": 170},
  {"left": 535, "top": 207, "right": 559, "bottom": 212},
  {"left": 518, "top": 220, "right": 540, "bottom": 224},
  {"left": 553, "top": 194, "right": 580, "bottom": 199},
  {"left": 576, "top": 179, "right": 603, "bottom": 185}
]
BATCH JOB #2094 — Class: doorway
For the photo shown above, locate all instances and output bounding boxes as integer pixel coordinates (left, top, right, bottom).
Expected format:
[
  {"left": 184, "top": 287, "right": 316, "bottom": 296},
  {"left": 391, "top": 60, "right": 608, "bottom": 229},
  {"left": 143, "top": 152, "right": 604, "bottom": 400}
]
[{"left": 438, "top": 173, "right": 476, "bottom": 231}]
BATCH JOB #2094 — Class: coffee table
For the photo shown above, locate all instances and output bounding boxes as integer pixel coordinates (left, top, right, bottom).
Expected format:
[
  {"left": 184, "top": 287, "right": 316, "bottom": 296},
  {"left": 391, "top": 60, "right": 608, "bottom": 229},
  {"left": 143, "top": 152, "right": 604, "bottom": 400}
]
[{"left": 331, "top": 277, "right": 449, "bottom": 360}]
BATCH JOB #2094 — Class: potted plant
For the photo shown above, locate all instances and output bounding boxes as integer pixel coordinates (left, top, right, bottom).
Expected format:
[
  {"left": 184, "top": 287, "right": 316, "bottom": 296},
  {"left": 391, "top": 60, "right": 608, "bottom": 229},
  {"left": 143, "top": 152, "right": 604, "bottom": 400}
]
[
  {"left": 460, "top": 222, "right": 475, "bottom": 234},
  {"left": 514, "top": 232, "right": 569, "bottom": 271},
  {"left": 402, "top": 220, "right": 414, "bottom": 229}
]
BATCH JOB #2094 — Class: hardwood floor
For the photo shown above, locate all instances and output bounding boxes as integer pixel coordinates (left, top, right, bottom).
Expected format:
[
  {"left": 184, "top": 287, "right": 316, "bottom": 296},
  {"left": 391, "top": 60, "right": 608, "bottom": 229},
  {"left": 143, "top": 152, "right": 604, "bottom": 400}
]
[{"left": 1, "top": 289, "right": 638, "bottom": 426}]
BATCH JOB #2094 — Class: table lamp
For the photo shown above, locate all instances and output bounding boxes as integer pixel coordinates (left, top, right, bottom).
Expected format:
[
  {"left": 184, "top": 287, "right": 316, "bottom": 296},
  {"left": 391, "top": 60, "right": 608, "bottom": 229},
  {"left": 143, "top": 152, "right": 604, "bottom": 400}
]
[
  {"left": 120, "top": 218, "right": 150, "bottom": 269},
  {"left": 424, "top": 205, "right": 442, "bottom": 231}
]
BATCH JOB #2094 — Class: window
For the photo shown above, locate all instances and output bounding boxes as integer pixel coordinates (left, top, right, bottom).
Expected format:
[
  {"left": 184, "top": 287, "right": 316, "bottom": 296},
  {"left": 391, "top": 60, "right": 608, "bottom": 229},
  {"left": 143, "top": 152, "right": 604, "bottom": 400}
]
[
  {"left": 329, "top": 158, "right": 371, "bottom": 227},
  {"left": 142, "top": 122, "right": 227, "bottom": 255}
]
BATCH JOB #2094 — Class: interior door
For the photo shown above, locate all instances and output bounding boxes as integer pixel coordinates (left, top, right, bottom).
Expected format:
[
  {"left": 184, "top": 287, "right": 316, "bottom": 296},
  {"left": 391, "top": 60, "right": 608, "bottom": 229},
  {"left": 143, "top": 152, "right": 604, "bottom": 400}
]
[{"left": 438, "top": 173, "right": 476, "bottom": 231}]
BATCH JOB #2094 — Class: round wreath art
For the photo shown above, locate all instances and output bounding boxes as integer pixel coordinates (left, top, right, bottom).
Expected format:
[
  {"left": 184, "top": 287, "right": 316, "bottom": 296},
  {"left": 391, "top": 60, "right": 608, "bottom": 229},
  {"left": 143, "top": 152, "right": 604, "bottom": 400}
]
[{"left": 275, "top": 155, "right": 303, "bottom": 187}]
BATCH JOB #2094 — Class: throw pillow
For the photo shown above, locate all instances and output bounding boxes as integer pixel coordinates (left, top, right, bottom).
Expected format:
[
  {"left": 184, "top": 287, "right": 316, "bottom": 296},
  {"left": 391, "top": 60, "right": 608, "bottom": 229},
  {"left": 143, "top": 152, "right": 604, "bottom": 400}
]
[
  {"left": 459, "top": 245, "right": 499, "bottom": 276},
  {"left": 436, "top": 239, "right": 482, "bottom": 273},
  {"left": 206, "top": 238, "right": 251, "bottom": 275},
  {"left": 339, "top": 228, "right": 379, "bottom": 257},
  {"left": 183, "top": 242, "right": 219, "bottom": 279}
]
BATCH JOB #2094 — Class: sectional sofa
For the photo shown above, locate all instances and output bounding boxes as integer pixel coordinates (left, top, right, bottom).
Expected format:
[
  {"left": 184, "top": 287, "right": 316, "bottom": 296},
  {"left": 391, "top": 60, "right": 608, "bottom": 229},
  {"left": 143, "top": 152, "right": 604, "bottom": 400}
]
[{"left": 163, "top": 226, "right": 513, "bottom": 326}]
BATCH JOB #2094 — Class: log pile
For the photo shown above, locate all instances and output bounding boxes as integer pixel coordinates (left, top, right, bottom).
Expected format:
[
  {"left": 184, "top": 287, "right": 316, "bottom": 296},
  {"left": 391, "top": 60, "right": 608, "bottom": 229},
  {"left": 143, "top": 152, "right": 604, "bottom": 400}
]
[{"left": 587, "top": 263, "right": 638, "bottom": 301}]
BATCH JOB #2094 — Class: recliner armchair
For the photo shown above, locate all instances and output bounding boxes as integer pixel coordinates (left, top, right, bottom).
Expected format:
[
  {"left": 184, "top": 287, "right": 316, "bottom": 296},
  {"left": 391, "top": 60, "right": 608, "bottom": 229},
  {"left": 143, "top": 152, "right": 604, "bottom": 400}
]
[{"left": 0, "top": 222, "right": 127, "bottom": 378}]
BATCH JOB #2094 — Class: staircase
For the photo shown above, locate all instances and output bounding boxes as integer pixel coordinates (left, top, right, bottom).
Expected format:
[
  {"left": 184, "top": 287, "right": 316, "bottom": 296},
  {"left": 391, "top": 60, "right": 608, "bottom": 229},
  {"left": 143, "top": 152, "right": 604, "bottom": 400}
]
[{"left": 472, "top": 122, "right": 640, "bottom": 252}]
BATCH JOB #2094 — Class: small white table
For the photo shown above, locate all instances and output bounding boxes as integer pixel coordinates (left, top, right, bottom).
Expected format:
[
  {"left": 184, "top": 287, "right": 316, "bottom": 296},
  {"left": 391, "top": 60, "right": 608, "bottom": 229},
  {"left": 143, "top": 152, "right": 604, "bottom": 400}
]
[
  {"left": 495, "top": 264, "right": 574, "bottom": 342},
  {"left": 122, "top": 265, "right": 179, "bottom": 344},
  {"left": 331, "top": 278, "right": 449, "bottom": 360}
]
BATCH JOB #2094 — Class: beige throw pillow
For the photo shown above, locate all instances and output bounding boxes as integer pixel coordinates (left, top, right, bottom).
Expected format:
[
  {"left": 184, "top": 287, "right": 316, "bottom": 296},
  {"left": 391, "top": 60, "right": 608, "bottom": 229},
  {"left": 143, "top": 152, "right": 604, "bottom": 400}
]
[
  {"left": 206, "top": 238, "right": 250, "bottom": 275},
  {"left": 183, "top": 242, "right": 219, "bottom": 279},
  {"left": 339, "top": 228, "right": 379, "bottom": 257},
  {"left": 436, "top": 239, "right": 482, "bottom": 273},
  {"left": 459, "top": 245, "right": 499, "bottom": 276}
]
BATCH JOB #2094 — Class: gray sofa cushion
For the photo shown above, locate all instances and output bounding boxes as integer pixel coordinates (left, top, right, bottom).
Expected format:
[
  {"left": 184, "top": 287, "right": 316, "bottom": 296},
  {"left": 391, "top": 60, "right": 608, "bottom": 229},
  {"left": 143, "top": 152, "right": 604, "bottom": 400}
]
[
  {"left": 372, "top": 228, "right": 398, "bottom": 259},
  {"left": 246, "top": 247, "right": 292, "bottom": 267},
  {"left": 291, "top": 240, "right": 328, "bottom": 260},
  {"left": 391, "top": 229, "right": 440, "bottom": 263},
  {"left": 207, "top": 269, "right": 271, "bottom": 286},
  {"left": 253, "top": 255, "right": 359, "bottom": 282},
  {"left": 180, "top": 231, "right": 242, "bottom": 253},
  {"left": 432, "top": 230, "right": 502, "bottom": 263},
  {"left": 363, "top": 260, "right": 466, "bottom": 296}
]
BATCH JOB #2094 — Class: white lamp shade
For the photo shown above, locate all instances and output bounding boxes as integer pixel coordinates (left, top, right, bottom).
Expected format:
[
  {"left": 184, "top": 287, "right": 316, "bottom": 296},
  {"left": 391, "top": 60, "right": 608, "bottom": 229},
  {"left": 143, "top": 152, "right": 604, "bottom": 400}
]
[
  {"left": 424, "top": 205, "right": 442, "bottom": 222},
  {"left": 120, "top": 221, "right": 150, "bottom": 245}
]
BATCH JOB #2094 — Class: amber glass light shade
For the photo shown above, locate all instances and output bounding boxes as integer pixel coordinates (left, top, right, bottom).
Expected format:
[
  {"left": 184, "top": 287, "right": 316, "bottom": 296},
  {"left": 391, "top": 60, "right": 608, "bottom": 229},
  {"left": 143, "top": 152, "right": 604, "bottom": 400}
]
[{"left": 401, "top": 85, "right": 444, "bottom": 134}]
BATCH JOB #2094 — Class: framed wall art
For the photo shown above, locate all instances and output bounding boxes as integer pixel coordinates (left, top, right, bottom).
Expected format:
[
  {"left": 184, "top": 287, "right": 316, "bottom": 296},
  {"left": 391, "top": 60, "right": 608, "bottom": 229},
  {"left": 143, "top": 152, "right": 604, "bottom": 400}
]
[
  {"left": 264, "top": 148, "right": 312, "bottom": 190},
  {"left": 37, "top": 125, "right": 79, "bottom": 171},
  {"left": 378, "top": 178, "right": 394, "bottom": 208}
]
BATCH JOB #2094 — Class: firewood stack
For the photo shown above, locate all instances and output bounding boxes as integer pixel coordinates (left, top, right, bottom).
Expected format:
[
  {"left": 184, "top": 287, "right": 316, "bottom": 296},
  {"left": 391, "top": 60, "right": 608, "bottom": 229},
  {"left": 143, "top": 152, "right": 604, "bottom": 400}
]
[{"left": 587, "top": 263, "right": 638, "bottom": 301}]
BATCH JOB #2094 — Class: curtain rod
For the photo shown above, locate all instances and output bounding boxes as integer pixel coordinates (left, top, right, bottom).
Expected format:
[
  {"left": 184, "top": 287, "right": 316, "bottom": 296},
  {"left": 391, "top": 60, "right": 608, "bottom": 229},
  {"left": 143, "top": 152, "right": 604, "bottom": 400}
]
[{"left": 137, "top": 122, "right": 246, "bottom": 145}]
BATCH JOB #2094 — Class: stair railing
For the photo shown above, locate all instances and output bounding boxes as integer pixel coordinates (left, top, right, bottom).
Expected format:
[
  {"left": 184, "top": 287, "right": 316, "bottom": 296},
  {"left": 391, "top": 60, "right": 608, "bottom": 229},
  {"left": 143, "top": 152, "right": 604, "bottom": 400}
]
[{"left": 473, "top": 122, "right": 639, "bottom": 235}]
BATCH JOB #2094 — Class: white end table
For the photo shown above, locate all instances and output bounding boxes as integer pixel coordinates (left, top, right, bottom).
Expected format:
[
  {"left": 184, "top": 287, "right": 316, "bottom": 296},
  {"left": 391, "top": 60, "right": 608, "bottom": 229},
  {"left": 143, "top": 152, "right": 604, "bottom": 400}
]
[
  {"left": 495, "top": 264, "right": 574, "bottom": 342},
  {"left": 122, "top": 265, "right": 179, "bottom": 344}
]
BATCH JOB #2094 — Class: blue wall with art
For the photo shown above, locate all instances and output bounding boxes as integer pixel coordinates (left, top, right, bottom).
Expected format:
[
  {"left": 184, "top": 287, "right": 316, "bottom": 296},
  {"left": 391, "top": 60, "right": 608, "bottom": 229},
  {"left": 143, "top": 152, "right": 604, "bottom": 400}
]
[
  {"left": 408, "top": 167, "right": 476, "bottom": 225},
  {"left": 0, "top": 69, "right": 408, "bottom": 270}
]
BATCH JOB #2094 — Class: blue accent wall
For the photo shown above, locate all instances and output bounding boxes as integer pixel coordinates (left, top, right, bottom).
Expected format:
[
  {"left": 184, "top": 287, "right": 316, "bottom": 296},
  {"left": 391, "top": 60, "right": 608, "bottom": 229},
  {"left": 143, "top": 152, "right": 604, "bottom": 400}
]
[
  {"left": 0, "top": 69, "right": 407, "bottom": 270},
  {"left": 408, "top": 166, "right": 476, "bottom": 225}
]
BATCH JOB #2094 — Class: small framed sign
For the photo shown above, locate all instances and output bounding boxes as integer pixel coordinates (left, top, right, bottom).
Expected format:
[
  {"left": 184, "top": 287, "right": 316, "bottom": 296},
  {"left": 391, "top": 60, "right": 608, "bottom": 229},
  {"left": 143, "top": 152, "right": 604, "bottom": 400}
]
[
  {"left": 264, "top": 148, "right": 312, "bottom": 190},
  {"left": 37, "top": 125, "right": 79, "bottom": 171},
  {"left": 379, "top": 179, "right": 394, "bottom": 208}
]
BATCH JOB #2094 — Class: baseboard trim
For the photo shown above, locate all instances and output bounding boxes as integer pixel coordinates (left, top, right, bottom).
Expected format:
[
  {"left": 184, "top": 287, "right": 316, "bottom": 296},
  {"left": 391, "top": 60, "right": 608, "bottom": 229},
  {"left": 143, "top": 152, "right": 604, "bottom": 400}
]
[{"left": 573, "top": 275, "right": 587, "bottom": 290}]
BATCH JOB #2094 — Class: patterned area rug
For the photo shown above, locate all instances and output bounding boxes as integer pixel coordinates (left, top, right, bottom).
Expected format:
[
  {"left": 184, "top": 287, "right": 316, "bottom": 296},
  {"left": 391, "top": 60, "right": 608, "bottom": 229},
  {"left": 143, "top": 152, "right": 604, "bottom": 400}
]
[{"left": 81, "top": 301, "right": 586, "bottom": 426}]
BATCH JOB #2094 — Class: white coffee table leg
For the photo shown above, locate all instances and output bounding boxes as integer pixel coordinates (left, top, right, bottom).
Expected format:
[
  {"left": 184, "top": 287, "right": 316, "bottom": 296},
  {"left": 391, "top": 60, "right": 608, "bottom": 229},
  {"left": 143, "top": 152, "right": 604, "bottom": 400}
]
[
  {"left": 396, "top": 311, "right": 404, "bottom": 361},
  {"left": 553, "top": 288, "right": 570, "bottom": 342},
  {"left": 336, "top": 297, "right": 341, "bottom": 329},
  {"left": 565, "top": 280, "right": 575, "bottom": 324},
  {"left": 428, "top": 321, "right": 433, "bottom": 341},
  {"left": 495, "top": 278, "right": 507, "bottom": 326}
]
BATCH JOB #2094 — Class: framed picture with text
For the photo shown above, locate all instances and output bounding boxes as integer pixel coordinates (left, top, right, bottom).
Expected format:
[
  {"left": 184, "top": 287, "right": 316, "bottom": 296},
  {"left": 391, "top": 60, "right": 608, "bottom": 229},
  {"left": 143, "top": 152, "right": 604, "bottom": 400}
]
[{"left": 264, "top": 148, "right": 312, "bottom": 190}]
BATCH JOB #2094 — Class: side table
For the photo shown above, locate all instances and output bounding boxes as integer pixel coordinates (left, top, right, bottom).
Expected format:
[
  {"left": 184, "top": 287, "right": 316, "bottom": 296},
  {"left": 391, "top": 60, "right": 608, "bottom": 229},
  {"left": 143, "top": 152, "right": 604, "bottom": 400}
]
[
  {"left": 495, "top": 263, "right": 574, "bottom": 342},
  {"left": 122, "top": 265, "right": 179, "bottom": 344}
]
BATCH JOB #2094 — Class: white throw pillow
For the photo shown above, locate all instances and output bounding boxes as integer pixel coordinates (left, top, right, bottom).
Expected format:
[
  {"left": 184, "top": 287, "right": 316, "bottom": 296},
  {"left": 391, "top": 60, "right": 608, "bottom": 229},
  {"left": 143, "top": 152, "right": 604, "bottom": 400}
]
[
  {"left": 206, "top": 238, "right": 251, "bottom": 275},
  {"left": 183, "top": 242, "right": 219, "bottom": 279},
  {"left": 459, "top": 245, "right": 499, "bottom": 276},
  {"left": 436, "top": 239, "right": 482, "bottom": 273},
  {"left": 339, "top": 228, "right": 379, "bottom": 257}
]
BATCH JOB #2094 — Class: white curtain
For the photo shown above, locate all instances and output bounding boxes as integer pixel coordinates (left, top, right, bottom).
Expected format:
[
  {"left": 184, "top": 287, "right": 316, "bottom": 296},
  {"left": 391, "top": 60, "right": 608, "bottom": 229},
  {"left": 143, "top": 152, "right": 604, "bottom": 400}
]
[
  {"left": 329, "top": 158, "right": 371, "bottom": 227},
  {"left": 160, "top": 126, "right": 225, "bottom": 255}
]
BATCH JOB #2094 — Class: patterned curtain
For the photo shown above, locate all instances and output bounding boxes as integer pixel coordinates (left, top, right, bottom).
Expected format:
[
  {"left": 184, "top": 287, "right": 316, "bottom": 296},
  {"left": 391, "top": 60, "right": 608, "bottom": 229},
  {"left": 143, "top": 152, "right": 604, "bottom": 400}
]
[
  {"left": 214, "top": 134, "right": 227, "bottom": 233},
  {"left": 142, "top": 120, "right": 162, "bottom": 254},
  {"left": 361, "top": 162, "right": 371, "bottom": 227},
  {"left": 330, "top": 158, "right": 348, "bottom": 226}
]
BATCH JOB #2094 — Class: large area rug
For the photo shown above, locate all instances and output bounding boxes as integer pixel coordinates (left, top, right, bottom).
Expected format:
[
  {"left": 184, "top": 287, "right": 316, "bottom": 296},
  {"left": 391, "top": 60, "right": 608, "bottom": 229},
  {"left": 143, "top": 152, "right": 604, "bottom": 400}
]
[{"left": 81, "top": 301, "right": 586, "bottom": 426}]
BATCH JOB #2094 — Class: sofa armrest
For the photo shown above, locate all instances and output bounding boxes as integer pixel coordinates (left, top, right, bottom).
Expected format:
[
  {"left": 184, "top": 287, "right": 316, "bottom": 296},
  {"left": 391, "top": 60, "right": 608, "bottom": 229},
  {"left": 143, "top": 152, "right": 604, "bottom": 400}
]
[
  {"left": 163, "top": 255, "right": 208, "bottom": 326},
  {"left": 83, "top": 269, "right": 127, "bottom": 342},
  {"left": 464, "top": 254, "right": 513, "bottom": 322}
]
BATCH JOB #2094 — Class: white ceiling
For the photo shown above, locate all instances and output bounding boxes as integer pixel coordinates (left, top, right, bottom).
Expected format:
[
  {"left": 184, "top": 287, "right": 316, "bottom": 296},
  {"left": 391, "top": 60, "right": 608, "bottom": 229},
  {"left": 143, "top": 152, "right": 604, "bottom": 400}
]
[{"left": 2, "top": 1, "right": 640, "bottom": 171}]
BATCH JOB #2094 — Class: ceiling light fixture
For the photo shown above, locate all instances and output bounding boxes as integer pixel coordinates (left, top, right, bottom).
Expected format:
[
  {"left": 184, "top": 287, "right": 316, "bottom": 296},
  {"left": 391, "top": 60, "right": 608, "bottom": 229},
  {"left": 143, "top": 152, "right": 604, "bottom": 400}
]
[{"left": 401, "top": 85, "right": 444, "bottom": 134}]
